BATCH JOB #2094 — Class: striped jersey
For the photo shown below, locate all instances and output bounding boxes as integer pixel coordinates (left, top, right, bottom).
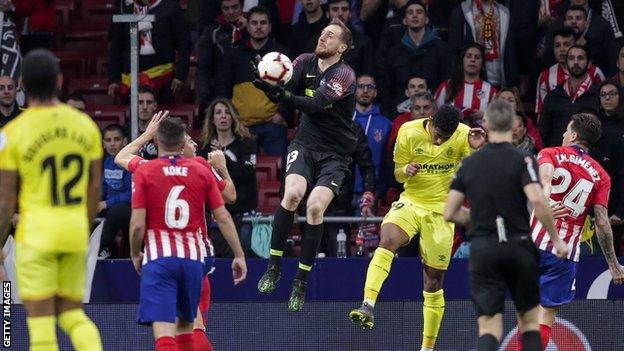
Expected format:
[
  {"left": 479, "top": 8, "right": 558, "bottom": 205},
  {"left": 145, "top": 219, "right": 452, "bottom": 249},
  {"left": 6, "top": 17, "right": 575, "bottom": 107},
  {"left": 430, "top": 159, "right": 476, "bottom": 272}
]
[
  {"left": 530, "top": 146, "right": 610, "bottom": 262},
  {"left": 434, "top": 79, "right": 497, "bottom": 125},
  {"left": 535, "top": 63, "right": 605, "bottom": 115},
  {"left": 132, "top": 156, "right": 224, "bottom": 264}
]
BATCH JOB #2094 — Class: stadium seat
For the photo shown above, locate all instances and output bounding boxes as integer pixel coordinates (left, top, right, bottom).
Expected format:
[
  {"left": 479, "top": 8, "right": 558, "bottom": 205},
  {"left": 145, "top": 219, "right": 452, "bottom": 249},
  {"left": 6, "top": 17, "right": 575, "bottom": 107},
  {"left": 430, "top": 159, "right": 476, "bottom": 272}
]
[
  {"left": 68, "top": 78, "right": 116, "bottom": 105},
  {"left": 95, "top": 56, "right": 108, "bottom": 77},
  {"left": 88, "top": 108, "right": 127, "bottom": 130},
  {"left": 163, "top": 104, "right": 195, "bottom": 127},
  {"left": 257, "top": 181, "right": 281, "bottom": 214},
  {"left": 81, "top": 0, "right": 116, "bottom": 22},
  {"left": 54, "top": 51, "right": 89, "bottom": 80},
  {"left": 255, "top": 162, "right": 278, "bottom": 184},
  {"left": 61, "top": 30, "right": 108, "bottom": 54}
]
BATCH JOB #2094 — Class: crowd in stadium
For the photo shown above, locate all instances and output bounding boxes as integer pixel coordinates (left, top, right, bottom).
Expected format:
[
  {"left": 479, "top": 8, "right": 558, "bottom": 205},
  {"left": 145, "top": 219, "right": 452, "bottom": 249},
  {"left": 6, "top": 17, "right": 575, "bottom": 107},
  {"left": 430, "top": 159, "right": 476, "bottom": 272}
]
[{"left": 1, "top": 0, "right": 624, "bottom": 260}]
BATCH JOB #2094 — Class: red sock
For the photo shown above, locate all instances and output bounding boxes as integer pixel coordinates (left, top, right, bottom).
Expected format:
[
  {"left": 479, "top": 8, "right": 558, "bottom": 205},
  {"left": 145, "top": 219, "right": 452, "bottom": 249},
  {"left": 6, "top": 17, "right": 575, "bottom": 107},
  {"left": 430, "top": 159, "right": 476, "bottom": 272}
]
[
  {"left": 540, "top": 324, "right": 552, "bottom": 351},
  {"left": 193, "top": 328, "right": 214, "bottom": 351},
  {"left": 516, "top": 329, "right": 522, "bottom": 351},
  {"left": 155, "top": 336, "right": 176, "bottom": 351},
  {"left": 175, "top": 333, "right": 195, "bottom": 351}
]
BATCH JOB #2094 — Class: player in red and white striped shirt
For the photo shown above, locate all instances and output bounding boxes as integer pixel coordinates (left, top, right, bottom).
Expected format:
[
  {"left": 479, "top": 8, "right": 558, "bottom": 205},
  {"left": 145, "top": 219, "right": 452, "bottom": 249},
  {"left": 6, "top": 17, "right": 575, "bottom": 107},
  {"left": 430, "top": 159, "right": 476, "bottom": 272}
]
[
  {"left": 534, "top": 27, "right": 604, "bottom": 115},
  {"left": 434, "top": 43, "right": 497, "bottom": 127},
  {"left": 527, "top": 113, "right": 623, "bottom": 350}
]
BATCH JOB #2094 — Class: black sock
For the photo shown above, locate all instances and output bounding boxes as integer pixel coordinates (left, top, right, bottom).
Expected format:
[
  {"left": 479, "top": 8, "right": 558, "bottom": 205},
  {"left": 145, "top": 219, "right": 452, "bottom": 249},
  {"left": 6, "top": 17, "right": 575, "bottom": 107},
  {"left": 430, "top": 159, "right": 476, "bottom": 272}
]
[
  {"left": 294, "top": 223, "right": 323, "bottom": 282},
  {"left": 477, "top": 333, "right": 499, "bottom": 351},
  {"left": 521, "top": 331, "right": 541, "bottom": 351},
  {"left": 269, "top": 205, "right": 296, "bottom": 266}
]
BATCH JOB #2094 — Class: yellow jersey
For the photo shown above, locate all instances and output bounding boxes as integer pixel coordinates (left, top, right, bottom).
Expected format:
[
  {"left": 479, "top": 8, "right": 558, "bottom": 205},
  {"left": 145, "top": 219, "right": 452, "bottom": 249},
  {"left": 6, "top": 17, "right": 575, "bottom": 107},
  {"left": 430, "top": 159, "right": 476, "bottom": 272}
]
[
  {"left": 394, "top": 119, "right": 472, "bottom": 214},
  {"left": 0, "top": 104, "right": 102, "bottom": 252}
]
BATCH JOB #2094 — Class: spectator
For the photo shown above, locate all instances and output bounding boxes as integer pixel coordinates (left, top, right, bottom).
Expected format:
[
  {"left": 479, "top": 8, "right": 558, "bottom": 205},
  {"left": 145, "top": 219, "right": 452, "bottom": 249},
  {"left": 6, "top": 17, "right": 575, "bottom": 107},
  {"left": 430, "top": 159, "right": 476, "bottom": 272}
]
[
  {"left": 12, "top": 0, "right": 55, "bottom": 53},
  {"left": 539, "top": 45, "right": 599, "bottom": 146},
  {"left": 592, "top": 80, "right": 624, "bottom": 255},
  {"left": 108, "top": 0, "right": 192, "bottom": 103},
  {"left": 536, "top": 26, "right": 605, "bottom": 115},
  {"left": 98, "top": 124, "right": 132, "bottom": 259},
  {"left": 497, "top": 86, "right": 543, "bottom": 150},
  {"left": 449, "top": 0, "right": 518, "bottom": 88},
  {"left": 396, "top": 75, "right": 429, "bottom": 115},
  {"left": 435, "top": 43, "right": 497, "bottom": 127},
  {"left": 600, "top": 0, "right": 624, "bottom": 43},
  {"left": 66, "top": 93, "right": 86, "bottom": 112},
  {"left": 381, "top": 0, "right": 451, "bottom": 116},
  {"left": 0, "top": 1, "right": 22, "bottom": 89},
  {"left": 289, "top": 0, "right": 330, "bottom": 58},
  {"left": 612, "top": 44, "right": 624, "bottom": 85},
  {"left": 198, "top": 98, "right": 258, "bottom": 256},
  {"left": 387, "top": 91, "right": 437, "bottom": 158},
  {"left": 562, "top": 4, "right": 615, "bottom": 74},
  {"left": 124, "top": 86, "right": 159, "bottom": 159},
  {"left": 510, "top": 113, "right": 537, "bottom": 154},
  {"left": 196, "top": 0, "right": 247, "bottom": 105},
  {"left": 216, "top": 6, "right": 289, "bottom": 156},
  {"left": 353, "top": 74, "right": 391, "bottom": 197},
  {"left": 305, "top": 0, "right": 374, "bottom": 76},
  {"left": 0, "top": 76, "right": 21, "bottom": 129}
]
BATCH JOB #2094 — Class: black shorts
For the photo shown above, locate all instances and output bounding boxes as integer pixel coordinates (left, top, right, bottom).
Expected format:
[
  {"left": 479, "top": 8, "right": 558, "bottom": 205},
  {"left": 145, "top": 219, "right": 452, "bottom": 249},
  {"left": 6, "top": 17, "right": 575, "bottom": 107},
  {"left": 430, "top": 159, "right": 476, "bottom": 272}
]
[
  {"left": 284, "top": 141, "right": 351, "bottom": 196},
  {"left": 469, "top": 235, "right": 540, "bottom": 316}
]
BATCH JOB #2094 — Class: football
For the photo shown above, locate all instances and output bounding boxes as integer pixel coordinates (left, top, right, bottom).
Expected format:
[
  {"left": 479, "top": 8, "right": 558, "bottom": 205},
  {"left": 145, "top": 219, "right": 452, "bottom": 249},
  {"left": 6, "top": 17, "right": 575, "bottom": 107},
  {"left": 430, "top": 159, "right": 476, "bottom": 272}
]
[{"left": 257, "top": 52, "right": 293, "bottom": 86}]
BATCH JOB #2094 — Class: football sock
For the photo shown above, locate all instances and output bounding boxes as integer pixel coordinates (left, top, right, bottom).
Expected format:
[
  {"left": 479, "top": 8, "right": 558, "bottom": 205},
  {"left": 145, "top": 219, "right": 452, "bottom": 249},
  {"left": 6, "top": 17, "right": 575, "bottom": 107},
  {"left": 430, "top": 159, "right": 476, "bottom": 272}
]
[
  {"left": 27, "top": 316, "right": 59, "bottom": 351},
  {"left": 294, "top": 223, "right": 323, "bottom": 282},
  {"left": 422, "top": 289, "right": 445, "bottom": 350},
  {"left": 193, "top": 329, "right": 213, "bottom": 351},
  {"left": 363, "top": 247, "right": 394, "bottom": 305},
  {"left": 155, "top": 336, "right": 176, "bottom": 351},
  {"left": 477, "top": 333, "right": 499, "bottom": 351},
  {"left": 522, "top": 330, "right": 542, "bottom": 351},
  {"left": 58, "top": 309, "right": 102, "bottom": 351},
  {"left": 539, "top": 324, "right": 551, "bottom": 351},
  {"left": 175, "top": 333, "right": 195, "bottom": 351},
  {"left": 269, "top": 205, "right": 296, "bottom": 266}
]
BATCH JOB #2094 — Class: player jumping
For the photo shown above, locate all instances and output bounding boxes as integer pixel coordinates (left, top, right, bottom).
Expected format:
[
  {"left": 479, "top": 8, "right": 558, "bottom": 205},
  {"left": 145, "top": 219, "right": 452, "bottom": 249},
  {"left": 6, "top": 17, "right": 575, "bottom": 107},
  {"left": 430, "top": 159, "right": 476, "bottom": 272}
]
[
  {"left": 0, "top": 50, "right": 103, "bottom": 350},
  {"left": 349, "top": 105, "right": 485, "bottom": 351},
  {"left": 253, "top": 19, "right": 358, "bottom": 311},
  {"left": 520, "top": 113, "right": 624, "bottom": 350}
]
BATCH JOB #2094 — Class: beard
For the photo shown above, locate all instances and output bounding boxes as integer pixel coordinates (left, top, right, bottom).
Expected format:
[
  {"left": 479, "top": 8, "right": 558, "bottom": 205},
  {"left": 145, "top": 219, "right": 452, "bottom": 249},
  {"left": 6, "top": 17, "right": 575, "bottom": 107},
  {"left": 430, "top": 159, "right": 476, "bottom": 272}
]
[
  {"left": 0, "top": 100, "right": 14, "bottom": 108},
  {"left": 315, "top": 46, "right": 336, "bottom": 59},
  {"left": 356, "top": 97, "right": 372, "bottom": 107},
  {"left": 569, "top": 64, "right": 588, "bottom": 78}
]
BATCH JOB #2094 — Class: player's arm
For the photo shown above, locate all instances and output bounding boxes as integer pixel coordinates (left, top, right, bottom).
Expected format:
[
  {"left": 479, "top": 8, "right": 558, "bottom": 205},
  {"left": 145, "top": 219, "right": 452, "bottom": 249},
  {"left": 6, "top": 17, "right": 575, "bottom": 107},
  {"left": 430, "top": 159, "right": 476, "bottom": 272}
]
[
  {"left": 538, "top": 162, "right": 555, "bottom": 197},
  {"left": 393, "top": 125, "right": 418, "bottom": 183},
  {"left": 87, "top": 159, "right": 103, "bottom": 225},
  {"left": 0, "top": 170, "right": 17, "bottom": 247},
  {"left": 443, "top": 190, "right": 471, "bottom": 226},
  {"left": 212, "top": 206, "right": 247, "bottom": 284},
  {"left": 115, "top": 110, "right": 168, "bottom": 170},
  {"left": 129, "top": 208, "right": 146, "bottom": 274},
  {"left": 594, "top": 205, "right": 624, "bottom": 283},
  {"left": 207, "top": 150, "right": 237, "bottom": 204}
]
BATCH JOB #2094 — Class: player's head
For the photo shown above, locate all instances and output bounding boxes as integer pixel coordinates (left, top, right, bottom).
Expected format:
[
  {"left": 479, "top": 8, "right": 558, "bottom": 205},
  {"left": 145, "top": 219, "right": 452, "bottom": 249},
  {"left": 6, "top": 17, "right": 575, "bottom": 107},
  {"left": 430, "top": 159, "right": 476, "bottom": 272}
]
[
  {"left": 182, "top": 134, "right": 198, "bottom": 157},
  {"left": 102, "top": 124, "right": 127, "bottom": 156},
  {"left": 410, "top": 91, "right": 436, "bottom": 120},
  {"left": 21, "top": 49, "right": 61, "bottom": 101},
  {"left": 563, "top": 113, "right": 602, "bottom": 148},
  {"left": 405, "top": 75, "right": 428, "bottom": 98},
  {"left": 201, "top": 98, "right": 251, "bottom": 148},
  {"left": 484, "top": 99, "right": 514, "bottom": 133},
  {"left": 138, "top": 86, "right": 157, "bottom": 121},
  {"left": 0, "top": 76, "right": 17, "bottom": 108},
  {"left": 566, "top": 45, "right": 589, "bottom": 78},
  {"left": 315, "top": 19, "right": 352, "bottom": 59},
  {"left": 156, "top": 117, "right": 187, "bottom": 153},
  {"left": 327, "top": 0, "right": 351, "bottom": 24},
  {"left": 66, "top": 93, "right": 86, "bottom": 112},
  {"left": 430, "top": 104, "right": 460, "bottom": 145},
  {"left": 355, "top": 74, "right": 377, "bottom": 107}
]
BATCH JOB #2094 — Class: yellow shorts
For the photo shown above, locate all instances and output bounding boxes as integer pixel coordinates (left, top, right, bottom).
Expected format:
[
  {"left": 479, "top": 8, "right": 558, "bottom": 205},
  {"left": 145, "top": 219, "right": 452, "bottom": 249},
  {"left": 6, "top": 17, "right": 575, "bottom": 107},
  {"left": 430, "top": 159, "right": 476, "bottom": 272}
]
[
  {"left": 15, "top": 243, "right": 86, "bottom": 301},
  {"left": 382, "top": 197, "right": 454, "bottom": 270}
]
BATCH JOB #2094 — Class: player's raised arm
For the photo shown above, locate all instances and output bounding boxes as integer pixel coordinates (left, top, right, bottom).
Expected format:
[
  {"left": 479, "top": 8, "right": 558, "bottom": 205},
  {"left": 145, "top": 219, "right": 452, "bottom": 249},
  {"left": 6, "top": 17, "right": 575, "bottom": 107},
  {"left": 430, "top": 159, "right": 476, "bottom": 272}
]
[
  {"left": 212, "top": 206, "right": 247, "bottom": 284},
  {"left": 594, "top": 206, "right": 624, "bottom": 285},
  {"left": 115, "top": 110, "right": 169, "bottom": 170},
  {"left": 207, "top": 150, "right": 237, "bottom": 204}
]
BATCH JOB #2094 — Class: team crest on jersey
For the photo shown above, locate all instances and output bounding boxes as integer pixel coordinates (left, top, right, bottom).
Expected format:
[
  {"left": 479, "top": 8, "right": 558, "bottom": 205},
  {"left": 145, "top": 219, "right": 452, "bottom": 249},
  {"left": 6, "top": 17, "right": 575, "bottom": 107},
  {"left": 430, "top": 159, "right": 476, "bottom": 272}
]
[
  {"left": 373, "top": 129, "right": 383, "bottom": 142},
  {"left": 327, "top": 80, "right": 344, "bottom": 96},
  {"left": 476, "top": 90, "right": 486, "bottom": 99},
  {"left": 0, "top": 131, "right": 6, "bottom": 151},
  {"left": 446, "top": 147, "right": 454, "bottom": 157},
  {"left": 414, "top": 147, "right": 424, "bottom": 155}
]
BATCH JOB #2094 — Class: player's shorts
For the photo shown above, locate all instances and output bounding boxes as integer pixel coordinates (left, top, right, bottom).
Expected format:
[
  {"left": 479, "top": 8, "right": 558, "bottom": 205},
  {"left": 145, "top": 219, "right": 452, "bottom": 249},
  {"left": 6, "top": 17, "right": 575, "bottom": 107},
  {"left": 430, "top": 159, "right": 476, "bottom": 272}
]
[
  {"left": 284, "top": 141, "right": 351, "bottom": 196},
  {"left": 469, "top": 235, "right": 540, "bottom": 316},
  {"left": 15, "top": 242, "right": 86, "bottom": 301},
  {"left": 382, "top": 196, "right": 454, "bottom": 270},
  {"left": 138, "top": 257, "right": 203, "bottom": 325},
  {"left": 539, "top": 249, "right": 577, "bottom": 307}
]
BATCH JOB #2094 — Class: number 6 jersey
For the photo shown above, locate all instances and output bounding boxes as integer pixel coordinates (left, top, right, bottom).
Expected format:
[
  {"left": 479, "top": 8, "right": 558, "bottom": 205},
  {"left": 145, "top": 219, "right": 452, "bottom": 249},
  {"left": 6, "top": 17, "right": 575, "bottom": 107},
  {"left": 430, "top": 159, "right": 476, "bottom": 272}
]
[
  {"left": 531, "top": 145, "right": 611, "bottom": 261},
  {"left": 131, "top": 155, "right": 224, "bottom": 264},
  {"left": 0, "top": 104, "right": 102, "bottom": 253}
]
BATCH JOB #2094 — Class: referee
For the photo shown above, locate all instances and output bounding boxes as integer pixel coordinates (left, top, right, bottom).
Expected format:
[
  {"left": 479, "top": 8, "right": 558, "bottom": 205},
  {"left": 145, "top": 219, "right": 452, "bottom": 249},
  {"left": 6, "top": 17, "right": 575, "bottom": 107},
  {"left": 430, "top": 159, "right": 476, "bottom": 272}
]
[{"left": 443, "top": 100, "right": 568, "bottom": 351}]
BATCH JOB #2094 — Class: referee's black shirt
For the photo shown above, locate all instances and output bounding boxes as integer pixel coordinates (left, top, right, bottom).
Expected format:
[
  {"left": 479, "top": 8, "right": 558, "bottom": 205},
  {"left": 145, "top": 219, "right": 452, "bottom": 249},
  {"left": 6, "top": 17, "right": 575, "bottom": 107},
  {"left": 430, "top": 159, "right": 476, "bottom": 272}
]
[{"left": 450, "top": 142, "right": 541, "bottom": 238}]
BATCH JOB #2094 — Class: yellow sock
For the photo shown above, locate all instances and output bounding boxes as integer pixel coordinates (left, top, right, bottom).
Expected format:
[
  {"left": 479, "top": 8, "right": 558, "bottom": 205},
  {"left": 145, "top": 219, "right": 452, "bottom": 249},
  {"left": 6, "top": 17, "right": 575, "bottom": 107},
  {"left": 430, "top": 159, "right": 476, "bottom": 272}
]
[
  {"left": 58, "top": 309, "right": 103, "bottom": 351},
  {"left": 27, "top": 316, "right": 59, "bottom": 351},
  {"left": 363, "top": 247, "right": 395, "bottom": 305},
  {"left": 422, "top": 289, "right": 445, "bottom": 350}
]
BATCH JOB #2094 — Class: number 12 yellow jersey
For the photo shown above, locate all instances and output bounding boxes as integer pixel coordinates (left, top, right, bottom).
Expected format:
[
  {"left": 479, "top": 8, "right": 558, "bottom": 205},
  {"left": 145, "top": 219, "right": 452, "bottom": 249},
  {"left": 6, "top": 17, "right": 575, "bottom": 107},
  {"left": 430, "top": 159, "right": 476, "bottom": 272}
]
[
  {"left": 394, "top": 119, "right": 472, "bottom": 214},
  {"left": 0, "top": 104, "right": 102, "bottom": 252}
]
